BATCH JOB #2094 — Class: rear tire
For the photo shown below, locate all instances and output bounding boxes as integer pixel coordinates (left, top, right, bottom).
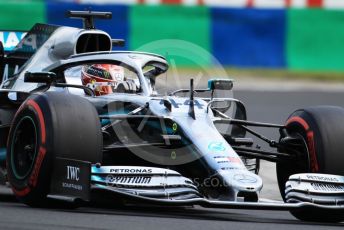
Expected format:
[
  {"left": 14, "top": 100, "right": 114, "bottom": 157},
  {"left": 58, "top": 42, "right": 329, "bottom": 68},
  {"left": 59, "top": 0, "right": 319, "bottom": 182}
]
[
  {"left": 6, "top": 92, "right": 102, "bottom": 207},
  {"left": 277, "top": 106, "right": 344, "bottom": 222}
]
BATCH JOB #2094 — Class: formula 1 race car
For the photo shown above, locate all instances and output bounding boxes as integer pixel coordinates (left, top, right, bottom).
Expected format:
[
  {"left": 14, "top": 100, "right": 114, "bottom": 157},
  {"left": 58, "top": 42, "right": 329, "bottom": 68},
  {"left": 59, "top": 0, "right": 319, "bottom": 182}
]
[{"left": 0, "top": 11, "right": 344, "bottom": 222}]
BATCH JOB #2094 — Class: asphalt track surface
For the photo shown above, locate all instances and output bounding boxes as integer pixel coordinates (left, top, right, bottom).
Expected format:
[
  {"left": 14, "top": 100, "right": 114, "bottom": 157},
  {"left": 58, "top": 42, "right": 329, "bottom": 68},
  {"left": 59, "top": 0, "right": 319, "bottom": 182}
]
[{"left": 1, "top": 89, "right": 344, "bottom": 229}]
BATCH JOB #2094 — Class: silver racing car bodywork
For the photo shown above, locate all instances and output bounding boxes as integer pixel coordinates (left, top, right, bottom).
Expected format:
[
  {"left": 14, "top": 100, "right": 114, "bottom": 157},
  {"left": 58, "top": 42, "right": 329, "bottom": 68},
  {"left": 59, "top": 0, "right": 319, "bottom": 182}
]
[
  {"left": 0, "top": 15, "right": 263, "bottom": 202},
  {"left": 1, "top": 11, "right": 344, "bottom": 222}
]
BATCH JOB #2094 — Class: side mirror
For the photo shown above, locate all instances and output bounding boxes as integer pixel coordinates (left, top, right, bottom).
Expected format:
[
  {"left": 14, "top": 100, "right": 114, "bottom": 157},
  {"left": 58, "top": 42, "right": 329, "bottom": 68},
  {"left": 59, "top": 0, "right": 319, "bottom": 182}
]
[
  {"left": 112, "top": 39, "right": 125, "bottom": 47},
  {"left": 208, "top": 79, "right": 233, "bottom": 91},
  {"left": 24, "top": 71, "right": 56, "bottom": 84},
  {"left": 210, "top": 100, "right": 232, "bottom": 113}
]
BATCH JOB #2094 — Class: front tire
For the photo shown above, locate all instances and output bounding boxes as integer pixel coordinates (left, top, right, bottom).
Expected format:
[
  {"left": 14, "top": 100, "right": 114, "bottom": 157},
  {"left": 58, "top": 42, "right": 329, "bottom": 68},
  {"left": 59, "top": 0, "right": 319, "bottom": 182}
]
[
  {"left": 277, "top": 106, "right": 344, "bottom": 222},
  {"left": 6, "top": 92, "right": 102, "bottom": 206}
]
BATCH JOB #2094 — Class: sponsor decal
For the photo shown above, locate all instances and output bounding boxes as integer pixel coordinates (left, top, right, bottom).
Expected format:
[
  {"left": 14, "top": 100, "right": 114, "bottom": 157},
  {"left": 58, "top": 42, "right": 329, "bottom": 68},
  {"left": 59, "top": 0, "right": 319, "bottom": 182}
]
[
  {"left": 228, "top": 157, "right": 242, "bottom": 164},
  {"left": 216, "top": 160, "right": 229, "bottom": 164},
  {"left": 214, "top": 156, "right": 231, "bottom": 164},
  {"left": 0, "top": 32, "right": 26, "bottom": 51},
  {"left": 106, "top": 175, "right": 152, "bottom": 184},
  {"left": 159, "top": 99, "right": 204, "bottom": 109},
  {"left": 63, "top": 165, "right": 83, "bottom": 191},
  {"left": 214, "top": 156, "right": 241, "bottom": 164},
  {"left": 221, "top": 167, "right": 241, "bottom": 171},
  {"left": 306, "top": 175, "right": 339, "bottom": 182},
  {"left": 214, "top": 156, "right": 226, "bottom": 161},
  {"left": 171, "top": 151, "right": 177, "bottom": 160},
  {"left": 234, "top": 174, "right": 257, "bottom": 184},
  {"left": 50, "top": 158, "right": 90, "bottom": 200},
  {"left": 67, "top": 166, "right": 80, "bottom": 181},
  {"left": 208, "top": 141, "right": 226, "bottom": 152},
  {"left": 311, "top": 183, "right": 344, "bottom": 192},
  {"left": 62, "top": 182, "right": 83, "bottom": 191},
  {"left": 109, "top": 168, "right": 153, "bottom": 173}
]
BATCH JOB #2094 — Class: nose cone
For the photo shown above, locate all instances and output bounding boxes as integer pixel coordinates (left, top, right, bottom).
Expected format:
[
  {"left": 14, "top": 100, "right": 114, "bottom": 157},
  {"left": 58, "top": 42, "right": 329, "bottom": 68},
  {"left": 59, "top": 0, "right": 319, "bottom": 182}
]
[{"left": 218, "top": 169, "right": 263, "bottom": 200}]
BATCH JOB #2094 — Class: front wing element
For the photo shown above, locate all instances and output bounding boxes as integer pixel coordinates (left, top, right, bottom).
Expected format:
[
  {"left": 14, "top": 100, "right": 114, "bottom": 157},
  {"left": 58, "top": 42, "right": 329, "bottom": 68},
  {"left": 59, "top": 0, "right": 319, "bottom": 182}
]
[
  {"left": 91, "top": 183, "right": 344, "bottom": 212},
  {"left": 286, "top": 173, "right": 344, "bottom": 205},
  {"left": 91, "top": 166, "right": 202, "bottom": 200},
  {"left": 90, "top": 167, "right": 344, "bottom": 212},
  {"left": 48, "top": 163, "right": 344, "bottom": 213}
]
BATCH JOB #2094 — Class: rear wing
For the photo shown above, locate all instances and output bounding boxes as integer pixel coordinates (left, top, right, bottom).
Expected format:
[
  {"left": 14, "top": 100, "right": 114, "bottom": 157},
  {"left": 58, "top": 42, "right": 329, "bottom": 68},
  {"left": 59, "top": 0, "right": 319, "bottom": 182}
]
[
  {"left": 0, "top": 24, "right": 59, "bottom": 84},
  {"left": 0, "top": 31, "right": 27, "bottom": 53},
  {"left": 0, "top": 31, "right": 27, "bottom": 84},
  {"left": 0, "top": 30, "right": 28, "bottom": 84}
]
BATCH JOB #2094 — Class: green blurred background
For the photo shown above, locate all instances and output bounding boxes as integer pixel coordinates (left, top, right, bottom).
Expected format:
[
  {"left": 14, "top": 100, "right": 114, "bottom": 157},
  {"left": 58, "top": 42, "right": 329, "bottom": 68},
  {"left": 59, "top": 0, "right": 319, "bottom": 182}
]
[{"left": 1, "top": 0, "right": 344, "bottom": 79}]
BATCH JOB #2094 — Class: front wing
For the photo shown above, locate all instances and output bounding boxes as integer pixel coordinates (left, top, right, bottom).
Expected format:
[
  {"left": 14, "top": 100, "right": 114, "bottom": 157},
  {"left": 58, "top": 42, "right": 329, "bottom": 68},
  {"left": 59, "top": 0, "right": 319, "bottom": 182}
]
[{"left": 47, "top": 158, "right": 344, "bottom": 213}]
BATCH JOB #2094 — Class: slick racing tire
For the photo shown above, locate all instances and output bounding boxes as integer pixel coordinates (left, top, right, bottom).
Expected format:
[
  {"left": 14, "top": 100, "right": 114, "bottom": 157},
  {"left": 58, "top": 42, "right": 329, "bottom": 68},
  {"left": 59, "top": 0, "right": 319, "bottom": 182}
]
[
  {"left": 277, "top": 106, "right": 344, "bottom": 222},
  {"left": 6, "top": 92, "right": 102, "bottom": 207}
]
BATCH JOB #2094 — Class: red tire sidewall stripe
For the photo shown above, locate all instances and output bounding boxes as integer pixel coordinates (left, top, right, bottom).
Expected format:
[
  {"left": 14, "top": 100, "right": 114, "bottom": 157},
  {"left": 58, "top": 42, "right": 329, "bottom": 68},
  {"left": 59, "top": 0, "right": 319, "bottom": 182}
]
[
  {"left": 306, "top": 131, "right": 319, "bottom": 172},
  {"left": 10, "top": 99, "right": 47, "bottom": 197},
  {"left": 28, "top": 146, "right": 46, "bottom": 188},
  {"left": 286, "top": 116, "right": 309, "bottom": 130},
  {"left": 11, "top": 186, "right": 31, "bottom": 197},
  {"left": 27, "top": 100, "right": 46, "bottom": 145},
  {"left": 286, "top": 116, "right": 319, "bottom": 173}
]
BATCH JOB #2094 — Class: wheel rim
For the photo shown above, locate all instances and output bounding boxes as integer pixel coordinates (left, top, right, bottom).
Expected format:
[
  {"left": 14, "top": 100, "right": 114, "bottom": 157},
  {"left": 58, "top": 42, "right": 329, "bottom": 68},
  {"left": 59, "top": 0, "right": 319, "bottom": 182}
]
[{"left": 11, "top": 116, "right": 38, "bottom": 180}]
